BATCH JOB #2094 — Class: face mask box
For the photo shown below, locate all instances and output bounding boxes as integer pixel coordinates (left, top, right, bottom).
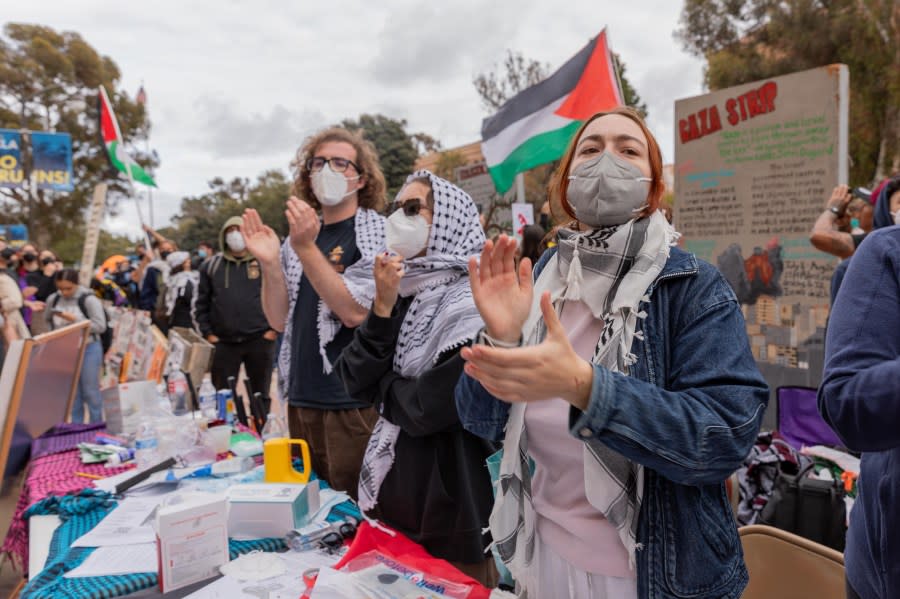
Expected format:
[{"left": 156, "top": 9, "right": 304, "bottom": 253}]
[
  {"left": 156, "top": 493, "right": 229, "bottom": 594},
  {"left": 226, "top": 481, "right": 320, "bottom": 540}
]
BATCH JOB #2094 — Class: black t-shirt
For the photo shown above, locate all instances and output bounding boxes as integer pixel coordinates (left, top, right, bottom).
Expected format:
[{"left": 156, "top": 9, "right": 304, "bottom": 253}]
[{"left": 289, "top": 217, "right": 365, "bottom": 409}]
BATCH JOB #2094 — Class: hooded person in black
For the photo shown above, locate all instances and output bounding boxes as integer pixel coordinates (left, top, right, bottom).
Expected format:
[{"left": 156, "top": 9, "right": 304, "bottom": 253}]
[{"left": 195, "top": 216, "right": 278, "bottom": 404}]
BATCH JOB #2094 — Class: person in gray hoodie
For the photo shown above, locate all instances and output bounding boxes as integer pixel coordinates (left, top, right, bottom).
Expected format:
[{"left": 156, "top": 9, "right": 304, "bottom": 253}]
[
  {"left": 46, "top": 269, "right": 107, "bottom": 423},
  {"left": 195, "top": 216, "right": 277, "bottom": 403}
]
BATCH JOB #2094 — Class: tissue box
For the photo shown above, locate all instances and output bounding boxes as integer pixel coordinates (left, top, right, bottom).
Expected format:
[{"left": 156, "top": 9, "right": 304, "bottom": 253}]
[{"left": 226, "top": 481, "right": 320, "bottom": 539}]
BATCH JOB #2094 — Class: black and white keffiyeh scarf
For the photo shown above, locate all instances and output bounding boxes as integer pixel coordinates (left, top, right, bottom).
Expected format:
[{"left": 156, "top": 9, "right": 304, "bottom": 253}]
[
  {"left": 490, "top": 209, "right": 678, "bottom": 592},
  {"left": 357, "top": 170, "right": 485, "bottom": 512},
  {"left": 166, "top": 270, "right": 199, "bottom": 328},
  {"left": 276, "top": 207, "right": 385, "bottom": 401}
]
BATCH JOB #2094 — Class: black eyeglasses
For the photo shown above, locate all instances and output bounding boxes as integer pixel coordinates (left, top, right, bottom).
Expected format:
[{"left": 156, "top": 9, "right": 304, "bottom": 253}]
[
  {"left": 318, "top": 518, "right": 358, "bottom": 553},
  {"left": 389, "top": 198, "right": 429, "bottom": 217},
  {"left": 305, "top": 156, "right": 361, "bottom": 174}
]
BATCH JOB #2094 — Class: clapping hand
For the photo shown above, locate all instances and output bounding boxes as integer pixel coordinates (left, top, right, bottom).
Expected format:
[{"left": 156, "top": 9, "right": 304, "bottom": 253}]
[
  {"left": 460, "top": 292, "right": 594, "bottom": 409},
  {"left": 467, "top": 235, "right": 533, "bottom": 344},
  {"left": 241, "top": 209, "right": 281, "bottom": 267},
  {"left": 286, "top": 197, "right": 321, "bottom": 253}
]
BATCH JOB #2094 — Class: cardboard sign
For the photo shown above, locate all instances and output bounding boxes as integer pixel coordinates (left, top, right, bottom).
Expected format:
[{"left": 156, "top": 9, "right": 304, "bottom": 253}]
[{"left": 674, "top": 64, "right": 849, "bottom": 393}]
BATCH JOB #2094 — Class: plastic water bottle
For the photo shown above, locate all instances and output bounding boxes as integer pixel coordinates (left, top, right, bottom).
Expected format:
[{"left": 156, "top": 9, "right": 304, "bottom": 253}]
[
  {"left": 850, "top": 218, "right": 864, "bottom": 235},
  {"left": 168, "top": 370, "right": 189, "bottom": 416},
  {"left": 134, "top": 420, "right": 160, "bottom": 469},
  {"left": 260, "top": 412, "right": 288, "bottom": 441},
  {"left": 198, "top": 375, "right": 217, "bottom": 420}
]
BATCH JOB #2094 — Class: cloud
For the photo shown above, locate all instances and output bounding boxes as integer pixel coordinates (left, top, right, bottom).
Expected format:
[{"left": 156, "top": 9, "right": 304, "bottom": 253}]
[
  {"left": 369, "top": 3, "right": 520, "bottom": 86},
  {"left": 191, "top": 98, "right": 325, "bottom": 159}
]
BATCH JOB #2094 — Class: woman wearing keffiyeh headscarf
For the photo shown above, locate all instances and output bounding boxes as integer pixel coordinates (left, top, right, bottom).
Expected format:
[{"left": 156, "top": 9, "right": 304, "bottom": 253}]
[
  {"left": 335, "top": 171, "right": 497, "bottom": 586},
  {"left": 455, "top": 108, "right": 769, "bottom": 599}
]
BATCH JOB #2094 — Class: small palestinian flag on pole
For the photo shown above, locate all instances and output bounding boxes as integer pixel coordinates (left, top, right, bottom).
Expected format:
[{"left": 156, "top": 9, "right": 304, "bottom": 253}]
[
  {"left": 480, "top": 29, "right": 623, "bottom": 194},
  {"left": 98, "top": 85, "right": 157, "bottom": 187}
]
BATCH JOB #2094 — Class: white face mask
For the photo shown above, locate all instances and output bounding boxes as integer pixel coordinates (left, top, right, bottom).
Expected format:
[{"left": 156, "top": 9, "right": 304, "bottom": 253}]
[
  {"left": 311, "top": 163, "right": 359, "bottom": 206},
  {"left": 894, "top": 209, "right": 900, "bottom": 226},
  {"left": 225, "top": 230, "right": 246, "bottom": 253},
  {"left": 385, "top": 209, "right": 430, "bottom": 259}
]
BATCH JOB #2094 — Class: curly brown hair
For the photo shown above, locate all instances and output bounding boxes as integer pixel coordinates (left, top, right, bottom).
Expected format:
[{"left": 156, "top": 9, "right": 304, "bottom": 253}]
[{"left": 290, "top": 127, "right": 387, "bottom": 212}]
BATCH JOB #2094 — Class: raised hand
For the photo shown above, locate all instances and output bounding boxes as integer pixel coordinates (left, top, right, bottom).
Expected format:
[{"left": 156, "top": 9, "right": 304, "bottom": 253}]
[
  {"left": 468, "top": 234, "right": 533, "bottom": 344},
  {"left": 826, "top": 184, "right": 852, "bottom": 216},
  {"left": 461, "top": 292, "right": 593, "bottom": 408},
  {"left": 373, "top": 253, "right": 404, "bottom": 317},
  {"left": 241, "top": 209, "right": 281, "bottom": 267},
  {"left": 286, "top": 197, "right": 321, "bottom": 253}
]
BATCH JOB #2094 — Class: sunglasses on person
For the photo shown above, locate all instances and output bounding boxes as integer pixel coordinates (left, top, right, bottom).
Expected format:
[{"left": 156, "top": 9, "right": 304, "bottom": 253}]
[
  {"left": 389, "top": 198, "right": 430, "bottom": 217},
  {"left": 305, "top": 156, "right": 361, "bottom": 174}
]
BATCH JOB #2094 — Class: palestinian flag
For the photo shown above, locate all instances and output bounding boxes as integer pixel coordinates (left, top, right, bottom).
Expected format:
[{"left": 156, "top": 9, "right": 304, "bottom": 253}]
[
  {"left": 98, "top": 85, "right": 157, "bottom": 187},
  {"left": 481, "top": 29, "right": 623, "bottom": 194}
]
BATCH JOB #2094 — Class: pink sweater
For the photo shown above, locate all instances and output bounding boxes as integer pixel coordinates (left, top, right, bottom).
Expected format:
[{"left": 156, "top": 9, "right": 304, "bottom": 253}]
[{"left": 524, "top": 300, "right": 633, "bottom": 578}]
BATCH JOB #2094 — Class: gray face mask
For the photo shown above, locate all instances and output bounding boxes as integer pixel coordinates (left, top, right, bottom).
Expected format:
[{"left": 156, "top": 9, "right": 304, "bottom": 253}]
[{"left": 567, "top": 152, "right": 652, "bottom": 227}]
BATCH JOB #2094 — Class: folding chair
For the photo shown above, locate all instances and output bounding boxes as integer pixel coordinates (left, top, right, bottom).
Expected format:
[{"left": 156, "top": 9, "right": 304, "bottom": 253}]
[
  {"left": 739, "top": 524, "right": 845, "bottom": 599},
  {"left": 776, "top": 386, "right": 842, "bottom": 450}
]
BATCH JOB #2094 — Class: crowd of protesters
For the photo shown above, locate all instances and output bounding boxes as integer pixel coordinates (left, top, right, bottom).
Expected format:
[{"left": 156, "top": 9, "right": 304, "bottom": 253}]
[{"left": 0, "top": 106, "right": 895, "bottom": 597}]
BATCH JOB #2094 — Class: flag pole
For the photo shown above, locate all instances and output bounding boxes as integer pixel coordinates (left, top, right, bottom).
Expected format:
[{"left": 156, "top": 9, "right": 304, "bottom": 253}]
[{"left": 604, "top": 28, "right": 626, "bottom": 106}]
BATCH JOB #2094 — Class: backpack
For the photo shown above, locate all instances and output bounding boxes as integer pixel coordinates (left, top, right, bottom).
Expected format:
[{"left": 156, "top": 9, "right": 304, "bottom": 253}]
[{"left": 52, "top": 293, "right": 113, "bottom": 354}]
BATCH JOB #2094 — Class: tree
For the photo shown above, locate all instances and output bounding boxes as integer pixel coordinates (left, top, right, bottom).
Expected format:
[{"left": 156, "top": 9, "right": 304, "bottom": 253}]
[
  {"left": 340, "top": 114, "right": 420, "bottom": 197},
  {"left": 53, "top": 229, "right": 138, "bottom": 265},
  {"left": 0, "top": 23, "right": 157, "bottom": 249},
  {"left": 169, "top": 170, "right": 291, "bottom": 250},
  {"left": 473, "top": 50, "right": 551, "bottom": 112},
  {"left": 433, "top": 150, "right": 467, "bottom": 180},
  {"left": 677, "top": 0, "right": 900, "bottom": 184},
  {"left": 612, "top": 52, "right": 648, "bottom": 119}
]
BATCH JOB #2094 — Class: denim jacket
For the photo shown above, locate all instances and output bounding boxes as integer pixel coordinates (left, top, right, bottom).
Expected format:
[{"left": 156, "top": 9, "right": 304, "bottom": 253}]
[{"left": 455, "top": 245, "right": 769, "bottom": 599}]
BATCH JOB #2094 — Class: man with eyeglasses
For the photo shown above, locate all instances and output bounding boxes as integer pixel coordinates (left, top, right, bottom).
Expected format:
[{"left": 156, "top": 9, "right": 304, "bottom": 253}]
[{"left": 242, "top": 127, "right": 387, "bottom": 499}]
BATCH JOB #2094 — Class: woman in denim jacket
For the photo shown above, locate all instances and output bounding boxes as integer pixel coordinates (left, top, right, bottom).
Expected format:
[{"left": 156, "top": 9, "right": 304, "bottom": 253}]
[{"left": 455, "top": 107, "right": 768, "bottom": 599}]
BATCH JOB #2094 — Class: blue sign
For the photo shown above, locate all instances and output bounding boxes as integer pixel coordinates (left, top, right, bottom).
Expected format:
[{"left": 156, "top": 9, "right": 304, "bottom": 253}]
[
  {"left": 0, "top": 224, "right": 29, "bottom": 247},
  {"left": 0, "top": 129, "right": 24, "bottom": 189},
  {"left": 31, "top": 131, "right": 74, "bottom": 192},
  {"left": 0, "top": 129, "right": 74, "bottom": 192}
]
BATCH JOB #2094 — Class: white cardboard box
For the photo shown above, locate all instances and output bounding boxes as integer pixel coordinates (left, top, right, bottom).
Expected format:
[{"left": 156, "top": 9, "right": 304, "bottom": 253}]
[
  {"left": 156, "top": 493, "right": 229, "bottom": 594},
  {"left": 101, "top": 380, "right": 157, "bottom": 435},
  {"left": 226, "top": 481, "right": 320, "bottom": 540}
]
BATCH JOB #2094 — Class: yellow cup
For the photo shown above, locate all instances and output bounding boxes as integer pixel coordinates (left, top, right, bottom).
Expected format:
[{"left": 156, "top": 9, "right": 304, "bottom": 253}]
[{"left": 263, "top": 438, "right": 311, "bottom": 484}]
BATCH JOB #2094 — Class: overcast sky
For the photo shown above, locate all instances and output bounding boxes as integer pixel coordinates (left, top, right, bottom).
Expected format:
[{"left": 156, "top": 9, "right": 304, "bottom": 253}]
[{"left": 10, "top": 1, "right": 706, "bottom": 240}]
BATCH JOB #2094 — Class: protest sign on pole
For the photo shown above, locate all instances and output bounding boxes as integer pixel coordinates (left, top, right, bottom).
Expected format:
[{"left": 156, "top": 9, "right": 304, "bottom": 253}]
[
  {"left": 0, "top": 130, "right": 24, "bottom": 189},
  {"left": 80, "top": 183, "right": 108, "bottom": 287},
  {"left": 30, "top": 131, "right": 74, "bottom": 192},
  {"left": 674, "top": 64, "right": 849, "bottom": 401},
  {"left": 511, "top": 202, "right": 534, "bottom": 244}
]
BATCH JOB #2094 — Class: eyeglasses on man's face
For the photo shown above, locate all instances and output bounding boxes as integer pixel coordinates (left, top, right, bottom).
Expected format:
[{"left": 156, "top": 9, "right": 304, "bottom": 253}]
[
  {"left": 389, "top": 198, "right": 430, "bottom": 217},
  {"left": 306, "top": 156, "right": 361, "bottom": 174}
]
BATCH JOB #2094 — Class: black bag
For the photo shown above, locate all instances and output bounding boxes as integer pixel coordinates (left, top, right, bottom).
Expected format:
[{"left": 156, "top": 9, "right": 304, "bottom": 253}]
[{"left": 759, "top": 460, "right": 847, "bottom": 551}]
